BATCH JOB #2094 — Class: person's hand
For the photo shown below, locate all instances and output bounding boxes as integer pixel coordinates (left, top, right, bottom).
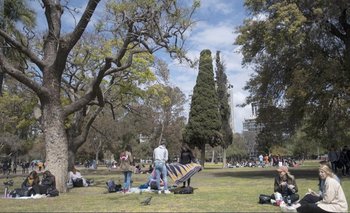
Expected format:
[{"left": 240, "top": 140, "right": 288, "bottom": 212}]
[
  {"left": 280, "top": 182, "right": 287, "bottom": 186},
  {"left": 288, "top": 184, "right": 295, "bottom": 189}
]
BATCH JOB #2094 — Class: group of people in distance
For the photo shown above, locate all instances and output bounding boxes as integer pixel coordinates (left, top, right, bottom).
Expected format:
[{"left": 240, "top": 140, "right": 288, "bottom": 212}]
[{"left": 272, "top": 161, "right": 348, "bottom": 212}]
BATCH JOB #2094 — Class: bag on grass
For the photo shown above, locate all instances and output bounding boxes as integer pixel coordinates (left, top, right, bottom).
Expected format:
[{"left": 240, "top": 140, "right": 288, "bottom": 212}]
[
  {"left": 106, "top": 180, "right": 122, "bottom": 193},
  {"left": 258, "top": 194, "right": 271, "bottom": 204},
  {"left": 73, "top": 178, "right": 84, "bottom": 187},
  {"left": 47, "top": 187, "right": 59, "bottom": 197},
  {"left": 174, "top": 186, "right": 193, "bottom": 194}
]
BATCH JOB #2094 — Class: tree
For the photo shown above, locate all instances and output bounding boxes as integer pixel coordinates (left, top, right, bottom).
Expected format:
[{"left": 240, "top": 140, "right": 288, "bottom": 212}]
[
  {"left": 215, "top": 51, "right": 233, "bottom": 168},
  {"left": 183, "top": 49, "right": 222, "bottom": 167},
  {"left": 0, "top": 0, "right": 36, "bottom": 96},
  {"left": 0, "top": 0, "right": 198, "bottom": 192},
  {"left": 235, "top": 0, "right": 350, "bottom": 148}
]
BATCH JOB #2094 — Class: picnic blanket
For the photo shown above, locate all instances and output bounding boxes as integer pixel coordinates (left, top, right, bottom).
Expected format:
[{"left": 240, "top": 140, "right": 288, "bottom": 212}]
[{"left": 166, "top": 162, "right": 202, "bottom": 185}]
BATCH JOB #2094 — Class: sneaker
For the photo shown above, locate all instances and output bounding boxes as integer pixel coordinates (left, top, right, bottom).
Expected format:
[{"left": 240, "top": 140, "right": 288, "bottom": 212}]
[
  {"left": 164, "top": 190, "right": 171, "bottom": 194},
  {"left": 158, "top": 190, "right": 162, "bottom": 194}
]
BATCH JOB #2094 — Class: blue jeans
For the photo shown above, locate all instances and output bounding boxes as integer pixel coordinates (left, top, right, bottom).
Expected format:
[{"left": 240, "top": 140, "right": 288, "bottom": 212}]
[
  {"left": 155, "top": 161, "right": 168, "bottom": 190},
  {"left": 123, "top": 171, "right": 132, "bottom": 190}
]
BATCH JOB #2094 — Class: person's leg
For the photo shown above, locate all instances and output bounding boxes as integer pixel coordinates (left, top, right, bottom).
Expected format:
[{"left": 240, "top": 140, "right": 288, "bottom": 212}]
[
  {"left": 297, "top": 203, "right": 328, "bottom": 213},
  {"left": 161, "top": 163, "right": 168, "bottom": 190},
  {"left": 187, "top": 178, "right": 191, "bottom": 187},
  {"left": 154, "top": 162, "right": 161, "bottom": 190},
  {"left": 299, "top": 194, "right": 321, "bottom": 205},
  {"left": 126, "top": 171, "right": 132, "bottom": 190},
  {"left": 123, "top": 171, "right": 128, "bottom": 191}
]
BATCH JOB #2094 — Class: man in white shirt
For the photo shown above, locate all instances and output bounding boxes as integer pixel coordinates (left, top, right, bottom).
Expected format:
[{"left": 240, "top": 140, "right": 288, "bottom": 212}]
[{"left": 153, "top": 141, "right": 170, "bottom": 194}]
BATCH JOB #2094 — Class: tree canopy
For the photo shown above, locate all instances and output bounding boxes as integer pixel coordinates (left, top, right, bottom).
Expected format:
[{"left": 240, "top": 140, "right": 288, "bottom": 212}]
[{"left": 235, "top": 0, "right": 350, "bottom": 148}]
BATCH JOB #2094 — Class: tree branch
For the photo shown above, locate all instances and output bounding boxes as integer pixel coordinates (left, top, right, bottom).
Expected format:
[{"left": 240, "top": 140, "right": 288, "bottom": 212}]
[
  {"left": 64, "top": 0, "right": 101, "bottom": 51},
  {"left": 0, "top": 53, "right": 48, "bottom": 98},
  {"left": 63, "top": 57, "right": 112, "bottom": 116},
  {"left": 0, "top": 29, "right": 45, "bottom": 70},
  {"left": 71, "top": 106, "right": 103, "bottom": 149}
]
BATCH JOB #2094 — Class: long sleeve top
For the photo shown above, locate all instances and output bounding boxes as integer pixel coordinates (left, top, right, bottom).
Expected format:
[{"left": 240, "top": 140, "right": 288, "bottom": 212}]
[{"left": 317, "top": 176, "right": 348, "bottom": 212}]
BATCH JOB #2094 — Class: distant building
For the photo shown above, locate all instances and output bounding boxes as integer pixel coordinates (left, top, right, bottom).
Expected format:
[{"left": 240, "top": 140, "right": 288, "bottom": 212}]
[{"left": 242, "top": 103, "right": 263, "bottom": 159}]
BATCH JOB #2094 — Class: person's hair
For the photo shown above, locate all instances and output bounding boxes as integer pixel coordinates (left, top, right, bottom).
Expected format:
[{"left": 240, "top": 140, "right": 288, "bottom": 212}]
[
  {"left": 319, "top": 164, "right": 334, "bottom": 178},
  {"left": 125, "top": 144, "right": 132, "bottom": 153},
  {"left": 182, "top": 143, "right": 190, "bottom": 151},
  {"left": 29, "top": 170, "right": 38, "bottom": 178}
]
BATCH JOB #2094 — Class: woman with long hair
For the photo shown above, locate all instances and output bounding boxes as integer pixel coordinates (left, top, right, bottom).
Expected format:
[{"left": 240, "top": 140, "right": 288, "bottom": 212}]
[
  {"left": 120, "top": 144, "right": 133, "bottom": 193},
  {"left": 271, "top": 166, "right": 299, "bottom": 204},
  {"left": 296, "top": 164, "right": 348, "bottom": 213}
]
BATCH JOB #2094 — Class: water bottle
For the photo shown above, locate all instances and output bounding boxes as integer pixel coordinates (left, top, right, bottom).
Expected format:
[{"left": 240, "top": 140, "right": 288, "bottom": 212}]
[{"left": 287, "top": 195, "right": 291, "bottom": 206}]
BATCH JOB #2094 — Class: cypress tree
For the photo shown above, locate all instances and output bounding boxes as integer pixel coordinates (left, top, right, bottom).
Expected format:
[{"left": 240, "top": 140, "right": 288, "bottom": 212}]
[
  {"left": 215, "top": 51, "right": 233, "bottom": 168},
  {"left": 184, "top": 49, "right": 222, "bottom": 167}
]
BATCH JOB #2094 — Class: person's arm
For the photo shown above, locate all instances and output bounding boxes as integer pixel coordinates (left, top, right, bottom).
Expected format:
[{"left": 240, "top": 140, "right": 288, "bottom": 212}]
[
  {"left": 274, "top": 177, "right": 280, "bottom": 192},
  {"left": 164, "top": 149, "right": 168, "bottom": 162}
]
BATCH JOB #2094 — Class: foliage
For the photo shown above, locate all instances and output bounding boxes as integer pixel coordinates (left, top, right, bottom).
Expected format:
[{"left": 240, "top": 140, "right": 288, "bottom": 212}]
[
  {"left": 236, "top": 0, "right": 350, "bottom": 148},
  {"left": 184, "top": 49, "right": 222, "bottom": 166},
  {"left": 215, "top": 51, "right": 233, "bottom": 149}
]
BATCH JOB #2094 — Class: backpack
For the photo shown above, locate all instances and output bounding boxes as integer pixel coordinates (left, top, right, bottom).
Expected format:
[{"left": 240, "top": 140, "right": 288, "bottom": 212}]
[
  {"left": 258, "top": 194, "right": 271, "bottom": 204},
  {"left": 73, "top": 178, "right": 84, "bottom": 187},
  {"left": 46, "top": 187, "right": 59, "bottom": 197},
  {"left": 174, "top": 186, "right": 193, "bottom": 194},
  {"left": 106, "top": 180, "right": 122, "bottom": 193}
]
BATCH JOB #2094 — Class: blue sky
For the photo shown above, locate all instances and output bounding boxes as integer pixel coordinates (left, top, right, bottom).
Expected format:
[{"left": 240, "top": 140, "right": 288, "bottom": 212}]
[{"left": 29, "top": 0, "right": 253, "bottom": 133}]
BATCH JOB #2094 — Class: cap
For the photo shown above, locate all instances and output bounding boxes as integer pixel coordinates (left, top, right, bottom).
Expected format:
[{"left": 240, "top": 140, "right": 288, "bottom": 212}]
[{"left": 277, "top": 166, "right": 288, "bottom": 173}]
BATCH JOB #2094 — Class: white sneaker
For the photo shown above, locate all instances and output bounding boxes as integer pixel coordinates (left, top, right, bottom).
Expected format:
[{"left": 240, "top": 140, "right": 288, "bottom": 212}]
[
  {"left": 158, "top": 190, "right": 162, "bottom": 194},
  {"left": 164, "top": 190, "right": 171, "bottom": 194}
]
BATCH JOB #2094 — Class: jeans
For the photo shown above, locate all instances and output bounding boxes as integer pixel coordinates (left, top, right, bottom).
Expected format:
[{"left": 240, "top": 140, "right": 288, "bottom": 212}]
[
  {"left": 155, "top": 161, "right": 168, "bottom": 190},
  {"left": 123, "top": 171, "right": 132, "bottom": 190}
]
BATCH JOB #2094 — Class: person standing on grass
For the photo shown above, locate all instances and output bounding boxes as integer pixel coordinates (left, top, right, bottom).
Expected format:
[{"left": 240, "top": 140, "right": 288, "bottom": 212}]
[
  {"left": 120, "top": 144, "right": 133, "bottom": 193},
  {"left": 153, "top": 140, "right": 170, "bottom": 194},
  {"left": 179, "top": 143, "right": 195, "bottom": 188}
]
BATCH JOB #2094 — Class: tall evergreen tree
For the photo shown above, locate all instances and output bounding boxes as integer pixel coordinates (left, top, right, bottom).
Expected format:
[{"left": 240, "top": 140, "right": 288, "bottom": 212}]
[
  {"left": 184, "top": 49, "right": 222, "bottom": 167},
  {"left": 215, "top": 51, "right": 233, "bottom": 168}
]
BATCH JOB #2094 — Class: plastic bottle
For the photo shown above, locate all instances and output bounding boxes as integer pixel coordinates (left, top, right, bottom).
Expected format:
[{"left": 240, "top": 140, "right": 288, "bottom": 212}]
[{"left": 287, "top": 195, "right": 291, "bottom": 206}]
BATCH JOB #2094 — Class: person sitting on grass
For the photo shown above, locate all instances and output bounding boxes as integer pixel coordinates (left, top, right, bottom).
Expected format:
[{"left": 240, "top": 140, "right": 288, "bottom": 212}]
[
  {"left": 21, "top": 170, "right": 40, "bottom": 195},
  {"left": 68, "top": 167, "right": 93, "bottom": 187},
  {"left": 295, "top": 164, "right": 348, "bottom": 213},
  {"left": 271, "top": 166, "right": 299, "bottom": 204},
  {"left": 297, "top": 161, "right": 340, "bottom": 206}
]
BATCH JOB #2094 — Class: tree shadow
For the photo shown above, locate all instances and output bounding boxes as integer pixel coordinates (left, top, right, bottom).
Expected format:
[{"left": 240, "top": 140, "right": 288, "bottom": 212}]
[{"left": 212, "top": 168, "right": 319, "bottom": 179}]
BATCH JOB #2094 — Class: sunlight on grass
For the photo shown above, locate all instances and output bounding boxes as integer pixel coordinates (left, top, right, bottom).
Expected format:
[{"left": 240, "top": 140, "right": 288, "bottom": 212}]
[{"left": 0, "top": 162, "right": 349, "bottom": 212}]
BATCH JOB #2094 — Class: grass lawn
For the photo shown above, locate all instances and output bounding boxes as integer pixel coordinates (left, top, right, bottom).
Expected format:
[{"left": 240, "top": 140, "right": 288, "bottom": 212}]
[{"left": 0, "top": 161, "right": 349, "bottom": 212}]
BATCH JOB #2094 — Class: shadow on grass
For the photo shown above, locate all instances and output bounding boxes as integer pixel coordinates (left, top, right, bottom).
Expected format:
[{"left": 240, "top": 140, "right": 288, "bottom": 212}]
[{"left": 212, "top": 168, "right": 319, "bottom": 179}]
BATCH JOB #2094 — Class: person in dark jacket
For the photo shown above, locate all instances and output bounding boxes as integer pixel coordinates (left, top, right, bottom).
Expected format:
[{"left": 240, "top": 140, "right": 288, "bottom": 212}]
[
  {"left": 21, "top": 170, "right": 40, "bottom": 195},
  {"left": 179, "top": 143, "right": 195, "bottom": 187},
  {"left": 271, "top": 166, "right": 299, "bottom": 204}
]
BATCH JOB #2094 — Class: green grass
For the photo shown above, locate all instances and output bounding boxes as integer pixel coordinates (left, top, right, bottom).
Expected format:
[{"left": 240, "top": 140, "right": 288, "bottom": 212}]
[{"left": 0, "top": 162, "right": 349, "bottom": 212}]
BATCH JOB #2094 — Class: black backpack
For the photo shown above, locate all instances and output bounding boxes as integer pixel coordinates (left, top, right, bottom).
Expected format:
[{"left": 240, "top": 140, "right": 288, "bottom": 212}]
[
  {"left": 258, "top": 194, "right": 271, "bottom": 204},
  {"left": 174, "top": 186, "right": 193, "bottom": 194},
  {"left": 106, "top": 180, "right": 122, "bottom": 193},
  {"left": 73, "top": 178, "right": 84, "bottom": 187}
]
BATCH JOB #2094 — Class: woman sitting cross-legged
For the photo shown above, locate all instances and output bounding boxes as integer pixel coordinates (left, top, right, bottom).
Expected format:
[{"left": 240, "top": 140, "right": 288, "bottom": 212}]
[{"left": 271, "top": 166, "right": 299, "bottom": 204}]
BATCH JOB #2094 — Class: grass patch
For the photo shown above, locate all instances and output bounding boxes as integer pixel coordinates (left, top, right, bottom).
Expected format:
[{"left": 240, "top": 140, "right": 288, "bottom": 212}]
[{"left": 0, "top": 162, "right": 349, "bottom": 212}]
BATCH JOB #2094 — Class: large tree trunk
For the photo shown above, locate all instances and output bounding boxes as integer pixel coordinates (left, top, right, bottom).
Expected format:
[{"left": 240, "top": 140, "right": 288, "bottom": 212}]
[
  {"left": 68, "top": 149, "right": 76, "bottom": 171},
  {"left": 42, "top": 103, "right": 68, "bottom": 193},
  {"left": 200, "top": 143, "right": 205, "bottom": 168}
]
